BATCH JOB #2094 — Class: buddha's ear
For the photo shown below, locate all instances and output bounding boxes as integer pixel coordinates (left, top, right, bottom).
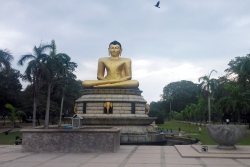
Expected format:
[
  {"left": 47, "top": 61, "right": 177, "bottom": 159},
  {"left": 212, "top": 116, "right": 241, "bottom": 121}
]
[
  {"left": 108, "top": 48, "right": 111, "bottom": 56},
  {"left": 120, "top": 49, "right": 123, "bottom": 57}
]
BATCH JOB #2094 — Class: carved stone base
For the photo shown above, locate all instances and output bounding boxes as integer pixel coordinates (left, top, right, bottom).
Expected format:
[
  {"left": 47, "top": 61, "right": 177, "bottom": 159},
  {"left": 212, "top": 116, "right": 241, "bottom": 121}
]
[
  {"left": 75, "top": 89, "right": 147, "bottom": 117},
  {"left": 74, "top": 88, "right": 166, "bottom": 144}
]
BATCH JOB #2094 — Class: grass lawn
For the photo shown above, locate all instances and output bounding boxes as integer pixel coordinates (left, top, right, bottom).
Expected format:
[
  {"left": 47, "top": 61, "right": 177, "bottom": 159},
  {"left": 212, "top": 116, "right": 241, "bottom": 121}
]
[
  {"left": 0, "top": 131, "right": 23, "bottom": 145},
  {"left": 157, "top": 121, "right": 250, "bottom": 145}
]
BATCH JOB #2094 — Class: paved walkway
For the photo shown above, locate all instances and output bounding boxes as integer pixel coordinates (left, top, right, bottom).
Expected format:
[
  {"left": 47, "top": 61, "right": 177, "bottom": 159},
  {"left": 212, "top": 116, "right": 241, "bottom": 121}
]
[{"left": 1, "top": 145, "right": 250, "bottom": 167}]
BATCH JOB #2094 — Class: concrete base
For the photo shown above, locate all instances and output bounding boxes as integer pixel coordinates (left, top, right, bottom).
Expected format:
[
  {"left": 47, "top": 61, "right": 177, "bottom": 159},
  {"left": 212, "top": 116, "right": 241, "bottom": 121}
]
[
  {"left": 217, "top": 144, "right": 236, "bottom": 150},
  {"left": 83, "top": 125, "right": 166, "bottom": 145},
  {"left": 206, "top": 125, "right": 247, "bottom": 150},
  {"left": 74, "top": 88, "right": 165, "bottom": 145},
  {"left": 21, "top": 127, "right": 120, "bottom": 153}
]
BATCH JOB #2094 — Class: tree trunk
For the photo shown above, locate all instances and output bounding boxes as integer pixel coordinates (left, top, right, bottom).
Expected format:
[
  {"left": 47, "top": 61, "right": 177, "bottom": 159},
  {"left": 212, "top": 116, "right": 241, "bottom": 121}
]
[
  {"left": 32, "top": 78, "right": 38, "bottom": 128},
  {"left": 32, "top": 97, "right": 37, "bottom": 128},
  {"left": 208, "top": 95, "right": 211, "bottom": 124},
  {"left": 58, "top": 93, "right": 64, "bottom": 127},
  {"left": 238, "top": 111, "right": 241, "bottom": 124},
  {"left": 44, "top": 83, "right": 51, "bottom": 129},
  {"left": 170, "top": 101, "right": 171, "bottom": 112}
]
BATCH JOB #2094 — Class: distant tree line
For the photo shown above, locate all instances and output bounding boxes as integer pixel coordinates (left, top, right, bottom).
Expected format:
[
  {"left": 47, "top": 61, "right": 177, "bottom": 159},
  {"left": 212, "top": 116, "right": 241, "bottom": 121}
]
[{"left": 150, "top": 53, "right": 250, "bottom": 127}]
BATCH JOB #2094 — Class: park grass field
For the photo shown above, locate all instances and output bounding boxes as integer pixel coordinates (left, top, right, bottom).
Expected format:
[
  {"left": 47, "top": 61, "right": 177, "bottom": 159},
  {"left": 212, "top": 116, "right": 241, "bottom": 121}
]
[
  {"left": 157, "top": 121, "right": 250, "bottom": 145},
  {"left": 0, "top": 131, "right": 23, "bottom": 145}
]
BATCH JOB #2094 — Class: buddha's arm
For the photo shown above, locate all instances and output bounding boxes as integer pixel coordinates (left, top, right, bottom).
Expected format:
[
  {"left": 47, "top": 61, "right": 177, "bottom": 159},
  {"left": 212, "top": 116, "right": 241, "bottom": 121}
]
[
  {"left": 122, "top": 59, "right": 132, "bottom": 80},
  {"left": 97, "top": 59, "right": 106, "bottom": 80}
]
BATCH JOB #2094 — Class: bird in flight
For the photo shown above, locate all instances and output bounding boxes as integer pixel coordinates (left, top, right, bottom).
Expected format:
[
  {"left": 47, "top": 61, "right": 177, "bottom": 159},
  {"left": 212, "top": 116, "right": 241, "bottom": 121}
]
[{"left": 155, "top": 1, "right": 160, "bottom": 8}]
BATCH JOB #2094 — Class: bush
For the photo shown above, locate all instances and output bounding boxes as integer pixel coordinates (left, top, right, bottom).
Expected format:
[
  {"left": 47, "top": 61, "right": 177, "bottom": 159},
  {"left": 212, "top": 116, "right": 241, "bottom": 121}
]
[{"left": 155, "top": 112, "right": 165, "bottom": 124}]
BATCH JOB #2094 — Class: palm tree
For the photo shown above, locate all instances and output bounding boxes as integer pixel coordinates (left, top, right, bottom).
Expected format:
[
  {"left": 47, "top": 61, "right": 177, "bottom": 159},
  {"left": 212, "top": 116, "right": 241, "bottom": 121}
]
[
  {"left": 18, "top": 43, "right": 51, "bottom": 128},
  {"left": 42, "top": 40, "right": 71, "bottom": 129},
  {"left": 56, "top": 69, "right": 77, "bottom": 127},
  {"left": 198, "top": 69, "right": 219, "bottom": 123},
  {"left": 0, "top": 49, "right": 13, "bottom": 74}
]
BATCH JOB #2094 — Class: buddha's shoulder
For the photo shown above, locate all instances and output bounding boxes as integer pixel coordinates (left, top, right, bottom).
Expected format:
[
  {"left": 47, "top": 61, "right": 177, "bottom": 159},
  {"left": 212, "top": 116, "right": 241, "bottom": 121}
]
[{"left": 98, "top": 57, "right": 131, "bottom": 61}]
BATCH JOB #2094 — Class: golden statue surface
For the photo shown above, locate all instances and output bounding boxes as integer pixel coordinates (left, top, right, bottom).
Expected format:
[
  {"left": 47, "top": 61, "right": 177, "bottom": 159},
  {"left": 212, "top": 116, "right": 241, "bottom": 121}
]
[{"left": 82, "top": 41, "right": 139, "bottom": 88}]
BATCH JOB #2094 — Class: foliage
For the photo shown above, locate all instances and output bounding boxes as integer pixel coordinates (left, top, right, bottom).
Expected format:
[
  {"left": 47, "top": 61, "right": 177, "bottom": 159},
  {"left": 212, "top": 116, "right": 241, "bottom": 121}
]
[
  {"left": 198, "top": 69, "right": 219, "bottom": 123},
  {"left": 0, "top": 49, "right": 14, "bottom": 74},
  {"left": 5, "top": 103, "right": 26, "bottom": 127},
  {"left": 155, "top": 112, "right": 165, "bottom": 124},
  {"left": 219, "top": 83, "right": 250, "bottom": 123},
  {"left": 162, "top": 80, "right": 198, "bottom": 112},
  {"left": 18, "top": 42, "right": 52, "bottom": 127},
  {"left": 42, "top": 40, "right": 74, "bottom": 129},
  {"left": 0, "top": 69, "right": 22, "bottom": 116},
  {"left": 225, "top": 54, "right": 250, "bottom": 90}
]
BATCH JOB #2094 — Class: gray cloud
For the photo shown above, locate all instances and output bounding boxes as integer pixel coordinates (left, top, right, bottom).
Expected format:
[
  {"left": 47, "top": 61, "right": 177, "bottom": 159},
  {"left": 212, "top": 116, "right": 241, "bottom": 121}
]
[{"left": 1, "top": 0, "right": 250, "bottom": 102}]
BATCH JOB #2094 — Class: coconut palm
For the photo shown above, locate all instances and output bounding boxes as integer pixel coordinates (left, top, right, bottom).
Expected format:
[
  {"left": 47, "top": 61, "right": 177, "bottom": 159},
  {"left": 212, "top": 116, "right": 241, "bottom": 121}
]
[
  {"left": 18, "top": 43, "right": 51, "bottom": 127},
  {"left": 198, "top": 69, "right": 219, "bottom": 123},
  {"left": 56, "top": 69, "right": 78, "bottom": 127},
  {"left": 42, "top": 40, "right": 71, "bottom": 129},
  {"left": 0, "top": 49, "right": 13, "bottom": 74}
]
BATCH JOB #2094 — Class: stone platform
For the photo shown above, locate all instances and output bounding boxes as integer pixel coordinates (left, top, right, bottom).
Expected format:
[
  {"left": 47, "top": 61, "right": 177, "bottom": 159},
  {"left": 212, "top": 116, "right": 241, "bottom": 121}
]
[
  {"left": 75, "top": 88, "right": 166, "bottom": 144},
  {"left": 21, "top": 127, "right": 120, "bottom": 153}
]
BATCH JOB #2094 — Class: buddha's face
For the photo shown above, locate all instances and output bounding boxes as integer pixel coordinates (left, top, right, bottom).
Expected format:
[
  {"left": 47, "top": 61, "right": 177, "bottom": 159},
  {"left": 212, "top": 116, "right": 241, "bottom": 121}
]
[{"left": 109, "top": 44, "right": 122, "bottom": 57}]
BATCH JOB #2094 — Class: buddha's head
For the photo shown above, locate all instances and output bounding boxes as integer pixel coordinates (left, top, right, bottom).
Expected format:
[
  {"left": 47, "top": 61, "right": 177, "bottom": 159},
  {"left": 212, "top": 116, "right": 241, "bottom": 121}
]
[{"left": 108, "top": 40, "right": 122, "bottom": 57}]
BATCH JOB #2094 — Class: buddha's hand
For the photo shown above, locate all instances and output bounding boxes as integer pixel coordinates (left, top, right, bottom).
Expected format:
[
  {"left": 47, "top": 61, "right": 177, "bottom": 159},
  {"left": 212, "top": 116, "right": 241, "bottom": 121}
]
[{"left": 107, "top": 78, "right": 127, "bottom": 84}]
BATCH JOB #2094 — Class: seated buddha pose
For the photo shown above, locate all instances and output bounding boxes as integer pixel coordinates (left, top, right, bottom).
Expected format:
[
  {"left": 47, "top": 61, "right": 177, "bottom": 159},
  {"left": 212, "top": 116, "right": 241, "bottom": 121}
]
[{"left": 82, "top": 41, "right": 139, "bottom": 88}]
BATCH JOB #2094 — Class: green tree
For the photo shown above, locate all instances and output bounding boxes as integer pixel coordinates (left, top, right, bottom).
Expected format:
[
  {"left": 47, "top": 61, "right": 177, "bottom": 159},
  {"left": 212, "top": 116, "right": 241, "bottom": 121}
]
[
  {"left": 0, "top": 69, "right": 22, "bottom": 116},
  {"left": 162, "top": 80, "right": 198, "bottom": 112},
  {"left": 225, "top": 54, "right": 250, "bottom": 90},
  {"left": 42, "top": 40, "right": 71, "bottom": 129},
  {"left": 196, "top": 95, "right": 207, "bottom": 125},
  {"left": 54, "top": 63, "right": 78, "bottom": 127},
  {"left": 18, "top": 42, "right": 51, "bottom": 127},
  {"left": 219, "top": 84, "right": 250, "bottom": 123},
  {"left": 5, "top": 103, "right": 26, "bottom": 128},
  {"left": 198, "top": 69, "right": 219, "bottom": 123},
  {"left": 0, "top": 49, "right": 13, "bottom": 75}
]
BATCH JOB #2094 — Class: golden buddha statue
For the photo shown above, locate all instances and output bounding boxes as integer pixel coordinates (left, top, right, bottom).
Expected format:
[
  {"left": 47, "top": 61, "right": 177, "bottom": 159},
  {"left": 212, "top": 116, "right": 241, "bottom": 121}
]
[{"left": 82, "top": 41, "right": 139, "bottom": 88}]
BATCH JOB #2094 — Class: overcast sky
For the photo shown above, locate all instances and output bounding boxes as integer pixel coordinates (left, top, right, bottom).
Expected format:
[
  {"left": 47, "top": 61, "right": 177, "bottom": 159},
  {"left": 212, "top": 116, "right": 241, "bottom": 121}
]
[{"left": 1, "top": 0, "right": 250, "bottom": 103}]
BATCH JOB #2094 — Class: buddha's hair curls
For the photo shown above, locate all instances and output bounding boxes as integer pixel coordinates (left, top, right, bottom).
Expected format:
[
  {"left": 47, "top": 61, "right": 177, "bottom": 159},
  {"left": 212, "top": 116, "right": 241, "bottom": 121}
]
[{"left": 109, "top": 41, "right": 122, "bottom": 49}]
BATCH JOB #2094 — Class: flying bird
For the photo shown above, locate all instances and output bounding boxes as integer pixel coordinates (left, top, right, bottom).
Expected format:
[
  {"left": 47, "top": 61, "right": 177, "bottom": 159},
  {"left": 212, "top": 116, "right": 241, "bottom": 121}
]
[{"left": 155, "top": 1, "right": 160, "bottom": 8}]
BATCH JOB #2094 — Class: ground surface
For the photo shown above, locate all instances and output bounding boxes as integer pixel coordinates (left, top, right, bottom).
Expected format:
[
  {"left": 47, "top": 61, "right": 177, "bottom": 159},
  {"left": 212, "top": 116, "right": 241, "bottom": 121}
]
[{"left": 1, "top": 145, "right": 250, "bottom": 167}]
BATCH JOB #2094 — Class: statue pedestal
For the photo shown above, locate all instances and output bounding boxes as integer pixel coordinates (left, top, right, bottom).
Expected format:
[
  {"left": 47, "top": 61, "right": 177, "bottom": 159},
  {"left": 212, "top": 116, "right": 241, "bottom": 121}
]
[{"left": 75, "top": 88, "right": 166, "bottom": 144}]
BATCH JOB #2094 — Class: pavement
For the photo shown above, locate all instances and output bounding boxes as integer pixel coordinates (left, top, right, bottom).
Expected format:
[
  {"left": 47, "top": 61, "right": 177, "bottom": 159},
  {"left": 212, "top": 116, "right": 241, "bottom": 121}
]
[{"left": 1, "top": 145, "right": 250, "bottom": 167}]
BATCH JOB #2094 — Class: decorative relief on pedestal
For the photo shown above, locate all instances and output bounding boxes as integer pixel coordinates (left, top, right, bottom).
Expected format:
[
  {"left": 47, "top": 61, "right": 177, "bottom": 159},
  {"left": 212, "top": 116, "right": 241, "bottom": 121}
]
[{"left": 104, "top": 102, "right": 113, "bottom": 114}]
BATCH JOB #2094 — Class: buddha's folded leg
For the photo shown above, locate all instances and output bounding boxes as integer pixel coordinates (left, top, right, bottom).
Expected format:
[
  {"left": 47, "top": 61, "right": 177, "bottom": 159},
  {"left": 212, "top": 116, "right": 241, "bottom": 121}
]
[
  {"left": 82, "top": 80, "right": 112, "bottom": 87},
  {"left": 94, "top": 80, "right": 139, "bottom": 88}
]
